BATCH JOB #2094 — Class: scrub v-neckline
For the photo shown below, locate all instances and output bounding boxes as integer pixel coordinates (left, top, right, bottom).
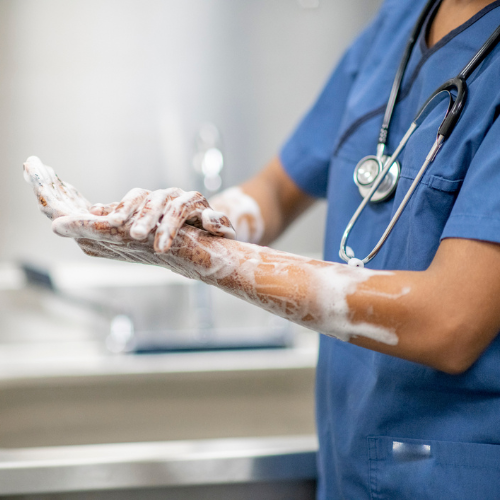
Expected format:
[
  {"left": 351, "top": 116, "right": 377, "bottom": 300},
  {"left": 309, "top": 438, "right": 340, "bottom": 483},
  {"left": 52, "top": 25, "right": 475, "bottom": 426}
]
[
  {"left": 333, "top": 0, "right": 500, "bottom": 156},
  {"left": 418, "top": 0, "right": 500, "bottom": 57}
]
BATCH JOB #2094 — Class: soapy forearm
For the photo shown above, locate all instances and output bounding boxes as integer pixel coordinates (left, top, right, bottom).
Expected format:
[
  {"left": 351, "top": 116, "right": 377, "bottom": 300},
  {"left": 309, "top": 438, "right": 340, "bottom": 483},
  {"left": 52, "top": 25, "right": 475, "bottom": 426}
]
[
  {"left": 24, "top": 157, "right": 500, "bottom": 373},
  {"left": 69, "top": 219, "right": 500, "bottom": 373},
  {"left": 188, "top": 234, "right": 400, "bottom": 345},
  {"left": 24, "top": 155, "right": 403, "bottom": 346},
  {"left": 69, "top": 221, "right": 399, "bottom": 345}
]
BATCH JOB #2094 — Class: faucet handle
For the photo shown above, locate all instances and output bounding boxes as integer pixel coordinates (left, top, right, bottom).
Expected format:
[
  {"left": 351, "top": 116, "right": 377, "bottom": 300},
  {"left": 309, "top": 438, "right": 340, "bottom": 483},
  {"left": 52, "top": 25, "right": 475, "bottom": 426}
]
[{"left": 192, "top": 122, "right": 224, "bottom": 195}]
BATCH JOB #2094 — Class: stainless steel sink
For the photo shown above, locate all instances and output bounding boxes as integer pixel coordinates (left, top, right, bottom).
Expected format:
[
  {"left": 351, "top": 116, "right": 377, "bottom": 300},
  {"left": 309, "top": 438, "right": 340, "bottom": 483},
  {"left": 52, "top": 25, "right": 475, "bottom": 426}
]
[
  {"left": 0, "top": 361, "right": 317, "bottom": 499},
  {"left": 1, "top": 365, "right": 315, "bottom": 449},
  {"left": 0, "top": 262, "right": 318, "bottom": 498},
  {"left": 0, "top": 436, "right": 318, "bottom": 499}
]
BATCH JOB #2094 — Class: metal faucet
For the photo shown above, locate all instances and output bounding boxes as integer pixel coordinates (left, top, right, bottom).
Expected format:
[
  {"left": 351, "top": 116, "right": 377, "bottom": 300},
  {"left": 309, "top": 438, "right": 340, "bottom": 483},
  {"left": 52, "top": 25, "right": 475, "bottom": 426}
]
[
  {"left": 192, "top": 122, "right": 224, "bottom": 196},
  {"left": 192, "top": 123, "right": 225, "bottom": 337}
]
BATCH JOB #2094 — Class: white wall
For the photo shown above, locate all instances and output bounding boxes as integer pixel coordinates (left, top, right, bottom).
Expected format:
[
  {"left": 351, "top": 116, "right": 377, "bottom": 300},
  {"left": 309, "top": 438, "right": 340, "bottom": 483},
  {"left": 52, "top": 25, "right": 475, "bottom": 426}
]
[{"left": 0, "top": 0, "right": 382, "bottom": 265}]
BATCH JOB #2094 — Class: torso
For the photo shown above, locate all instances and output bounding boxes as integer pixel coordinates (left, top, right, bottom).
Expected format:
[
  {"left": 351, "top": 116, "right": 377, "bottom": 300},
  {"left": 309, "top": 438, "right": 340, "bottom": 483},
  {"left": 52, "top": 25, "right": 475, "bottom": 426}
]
[{"left": 316, "top": 0, "right": 500, "bottom": 497}]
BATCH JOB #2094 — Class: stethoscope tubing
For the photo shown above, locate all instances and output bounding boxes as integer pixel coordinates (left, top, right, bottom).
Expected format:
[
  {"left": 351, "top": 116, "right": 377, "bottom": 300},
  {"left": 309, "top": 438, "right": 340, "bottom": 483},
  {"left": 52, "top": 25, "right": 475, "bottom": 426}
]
[
  {"left": 363, "top": 135, "right": 444, "bottom": 264},
  {"left": 340, "top": 123, "right": 418, "bottom": 264},
  {"left": 378, "top": 0, "right": 438, "bottom": 145},
  {"left": 341, "top": 89, "right": 454, "bottom": 264},
  {"left": 340, "top": 14, "right": 500, "bottom": 267}
]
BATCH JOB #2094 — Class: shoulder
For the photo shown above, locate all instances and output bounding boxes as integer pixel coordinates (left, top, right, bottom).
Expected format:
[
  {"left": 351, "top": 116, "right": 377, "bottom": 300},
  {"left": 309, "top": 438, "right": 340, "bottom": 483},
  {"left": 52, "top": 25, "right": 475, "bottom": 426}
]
[
  {"left": 375, "top": 0, "right": 429, "bottom": 23},
  {"left": 344, "top": 0, "right": 426, "bottom": 73}
]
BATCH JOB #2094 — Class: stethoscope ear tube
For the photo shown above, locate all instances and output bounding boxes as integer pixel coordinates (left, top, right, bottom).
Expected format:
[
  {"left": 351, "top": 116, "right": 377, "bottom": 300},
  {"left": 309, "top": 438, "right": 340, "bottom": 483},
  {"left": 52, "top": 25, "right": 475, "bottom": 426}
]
[
  {"left": 377, "top": 0, "right": 439, "bottom": 146},
  {"left": 414, "top": 88, "right": 454, "bottom": 127},
  {"left": 436, "top": 78, "right": 468, "bottom": 138}
]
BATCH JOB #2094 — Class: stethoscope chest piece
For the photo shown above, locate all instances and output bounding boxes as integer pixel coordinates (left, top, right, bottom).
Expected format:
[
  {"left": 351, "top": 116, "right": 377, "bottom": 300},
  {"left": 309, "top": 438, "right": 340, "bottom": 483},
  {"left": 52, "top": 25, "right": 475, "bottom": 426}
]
[
  {"left": 340, "top": 0, "right": 500, "bottom": 267},
  {"left": 354, "top": 154, "right": 401, "bottom": 202}
]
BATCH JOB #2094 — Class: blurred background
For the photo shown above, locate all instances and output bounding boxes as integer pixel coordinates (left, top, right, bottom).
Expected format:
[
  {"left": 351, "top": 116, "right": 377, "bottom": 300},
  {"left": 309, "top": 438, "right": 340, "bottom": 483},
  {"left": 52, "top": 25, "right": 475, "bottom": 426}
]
[
  {"left": 1, "top": 0, "right": 381, "bottom": 263},
  {"left": 0, "top": 1, "right": 383, "bottom": 498}
]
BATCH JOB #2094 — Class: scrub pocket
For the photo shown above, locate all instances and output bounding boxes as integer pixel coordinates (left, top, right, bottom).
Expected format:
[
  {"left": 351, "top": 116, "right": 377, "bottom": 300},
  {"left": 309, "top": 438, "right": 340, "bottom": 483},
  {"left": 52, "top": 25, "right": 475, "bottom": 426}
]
[
  {"left": 368, "top": 436, "right": 500, "bottom": 500},
  {"left": 390, "top": 172, "right": 463, "bottom": 269}
]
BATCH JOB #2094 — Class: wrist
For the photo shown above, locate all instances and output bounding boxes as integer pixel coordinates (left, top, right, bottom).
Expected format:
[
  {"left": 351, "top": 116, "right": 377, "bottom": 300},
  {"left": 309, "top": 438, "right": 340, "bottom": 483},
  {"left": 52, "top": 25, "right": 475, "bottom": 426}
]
[{"left": 209, "top": 187, "right": 265, "bottom": 244}]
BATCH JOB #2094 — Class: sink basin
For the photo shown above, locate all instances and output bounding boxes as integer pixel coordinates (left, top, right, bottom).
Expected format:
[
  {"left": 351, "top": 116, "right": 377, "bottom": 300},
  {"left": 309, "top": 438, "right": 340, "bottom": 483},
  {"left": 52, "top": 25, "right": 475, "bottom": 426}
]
[
  {"left": 0, "top": 356, "right": 317, "bottom": 498},
  {"left": 0, "top": 364, "right": 315, "bottom": 449},
  {"left": 0, "top": 262, "right": 319, "bottom": 498}
]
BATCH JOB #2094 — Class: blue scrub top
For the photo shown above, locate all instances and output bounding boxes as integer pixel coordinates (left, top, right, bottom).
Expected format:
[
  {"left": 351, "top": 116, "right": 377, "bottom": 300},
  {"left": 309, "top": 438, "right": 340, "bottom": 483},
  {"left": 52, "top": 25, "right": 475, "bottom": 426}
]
[{"left": 280, "top": 0, "right": 500, "bottom": 498}]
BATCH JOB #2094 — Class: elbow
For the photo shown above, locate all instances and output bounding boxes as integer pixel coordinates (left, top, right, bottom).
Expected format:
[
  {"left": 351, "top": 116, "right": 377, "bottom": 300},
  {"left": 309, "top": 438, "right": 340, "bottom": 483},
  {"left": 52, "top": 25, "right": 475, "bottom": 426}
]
[
  {"left": 434, "top": 356, "right": 473, "bottom": 376},
  {"left": 427, "top": 346, "right": 476, "bottom": 376},
  {"left": 426, "top": 320, "right": 484, "bottom": 375}
]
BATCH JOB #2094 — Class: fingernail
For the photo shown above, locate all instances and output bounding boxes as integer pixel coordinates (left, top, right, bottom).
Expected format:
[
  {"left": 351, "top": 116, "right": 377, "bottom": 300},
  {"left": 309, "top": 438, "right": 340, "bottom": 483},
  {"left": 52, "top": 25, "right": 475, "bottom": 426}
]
[
  {"left": 130, "top": 224, "right": 149, "bottom": 240},
  {"left": 155, "top": 231, "right": 171, "bottom": 253}
]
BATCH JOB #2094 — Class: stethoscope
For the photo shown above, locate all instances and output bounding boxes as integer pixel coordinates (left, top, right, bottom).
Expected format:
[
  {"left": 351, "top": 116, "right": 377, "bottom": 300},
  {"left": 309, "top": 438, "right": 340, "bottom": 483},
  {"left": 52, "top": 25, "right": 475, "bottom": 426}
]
[{"left": 340, "top": 0, "right": 500, "bottom": 268}]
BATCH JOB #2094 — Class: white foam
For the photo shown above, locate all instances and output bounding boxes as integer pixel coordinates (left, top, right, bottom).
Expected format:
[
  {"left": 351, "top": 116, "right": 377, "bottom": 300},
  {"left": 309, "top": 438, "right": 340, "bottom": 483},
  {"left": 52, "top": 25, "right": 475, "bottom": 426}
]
[
  {"left": 201, "top": 209, "right": 236, "bottom": 239},
  {"left": 24, "top": 157, "right": 400, "bottom": 347},
  {"left": 312, "top": 265, "right": 398, "bottom": 344},
  {"left": 210, "top": 187, "right": 264, "bottom": 244},
  {"left": 167, "top": 236, "right": 400, "bottom": 346}
]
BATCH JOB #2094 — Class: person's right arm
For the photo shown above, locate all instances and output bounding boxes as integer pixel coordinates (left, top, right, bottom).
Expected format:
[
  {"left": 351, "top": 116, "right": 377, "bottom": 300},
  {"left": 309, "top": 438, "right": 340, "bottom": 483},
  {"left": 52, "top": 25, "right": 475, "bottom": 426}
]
[{"left": 26, "top": 156, "right": 500, "bottom": 375}]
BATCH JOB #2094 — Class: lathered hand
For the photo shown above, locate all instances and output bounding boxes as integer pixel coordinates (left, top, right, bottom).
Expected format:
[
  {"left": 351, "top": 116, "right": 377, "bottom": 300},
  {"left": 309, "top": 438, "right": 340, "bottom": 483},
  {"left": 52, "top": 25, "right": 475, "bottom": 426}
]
[
  {"left": 23, "top": 157, "right": 236, "bottom": 253},
  {"left": 24, "top": 158, "right": 498, "bottom": 373},
  {"left": 23, "top": 156, "right": 93, "bottom": 220},
  {"left": 89, "top": 187, "right": 235, "bottom": 253},
  {"left": 25, "top": 155, "right": 427, "bottom": 367}
]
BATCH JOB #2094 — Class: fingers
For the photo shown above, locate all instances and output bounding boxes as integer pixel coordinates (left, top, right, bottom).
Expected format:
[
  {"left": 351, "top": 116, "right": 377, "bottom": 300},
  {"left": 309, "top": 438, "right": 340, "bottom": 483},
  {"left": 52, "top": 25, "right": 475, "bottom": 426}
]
[
  {"left": 23, "top": 156, "right": 92, "bottom": 219},
  {"left": 108, "top": 188, "right": 150, "bottom": 226},
  {"left": 90, "top": 202, "right": 119, "bottom": 216},
  {"left": 52, "top": 215, "right": 132, "bottom": 243},
  {"left": 130, "top": 188, "right": 181, "bottom": 240},
  {"left": 201, "top": 209, "right": 236, "bottom": 239},
  {"left": 23, "top": 156, "right": 71, "bottom": 220},
  {"left": 148, "top": 190, "right": 236, "bottom": 253},
  {"left": 154, "top": 191, "right": 211, "bottom": 253}
]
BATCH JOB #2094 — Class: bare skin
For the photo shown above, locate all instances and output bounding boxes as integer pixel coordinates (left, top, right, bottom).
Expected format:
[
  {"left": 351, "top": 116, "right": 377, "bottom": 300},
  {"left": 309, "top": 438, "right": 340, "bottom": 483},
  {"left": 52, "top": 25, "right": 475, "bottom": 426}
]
[
  {"left": 427, "top": 0, "right": 497, "bottom": 48},
  {"left": 24, "top": 157, "right": 500, "bottom": 374},
  {"left": 22, "top": 2, "right": 500, "bottom": 374},
  {"left": 236, "top": 157, "right": 316, "bottom": 246}
]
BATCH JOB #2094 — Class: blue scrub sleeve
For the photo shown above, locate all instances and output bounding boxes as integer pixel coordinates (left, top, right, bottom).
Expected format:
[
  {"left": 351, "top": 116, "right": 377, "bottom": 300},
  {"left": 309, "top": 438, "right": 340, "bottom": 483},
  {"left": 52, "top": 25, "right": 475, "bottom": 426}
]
[
  {"left": 442, "top": 115, "right": 500, "bottom": 244},
  {"left": 279, "top": 4, "right": 387, "bottom": 198}
]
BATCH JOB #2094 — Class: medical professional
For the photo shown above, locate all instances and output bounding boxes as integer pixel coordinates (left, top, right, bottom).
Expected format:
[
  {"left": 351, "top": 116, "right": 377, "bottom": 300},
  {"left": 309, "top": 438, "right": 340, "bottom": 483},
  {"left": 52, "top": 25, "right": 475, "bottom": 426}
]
[
  {"left": 277, "top": 0, "right": 500, "bottom": 496},
  {"left": 24, "top": 0, "right": 500, "bottom": 498}
]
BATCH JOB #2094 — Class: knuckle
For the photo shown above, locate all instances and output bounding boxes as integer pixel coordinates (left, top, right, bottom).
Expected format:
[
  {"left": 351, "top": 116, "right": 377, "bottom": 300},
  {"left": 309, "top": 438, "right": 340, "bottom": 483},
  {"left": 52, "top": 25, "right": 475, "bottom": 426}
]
[
  {"left": 160, "top": 187, "right": 179, "bottom": 197},
  {"left": 190, "top": 191, "right": 204, "bottom": 200},
  {"left": 127, "top": 187, "right": 149, "bottom": 198}
]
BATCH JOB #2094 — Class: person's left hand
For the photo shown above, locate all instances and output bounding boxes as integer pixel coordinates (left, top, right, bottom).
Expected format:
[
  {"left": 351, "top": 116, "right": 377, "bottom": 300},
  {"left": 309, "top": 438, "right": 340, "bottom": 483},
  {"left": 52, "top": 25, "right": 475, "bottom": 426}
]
[
  {"left": 23, "top": 156, "right": 240, "bottom": 282},
  {"left": 23, "top": 156, "right": 94, "bottom": 221},
  {"left": 23, "top": 156, "right": 235, "bottom": 250}
]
